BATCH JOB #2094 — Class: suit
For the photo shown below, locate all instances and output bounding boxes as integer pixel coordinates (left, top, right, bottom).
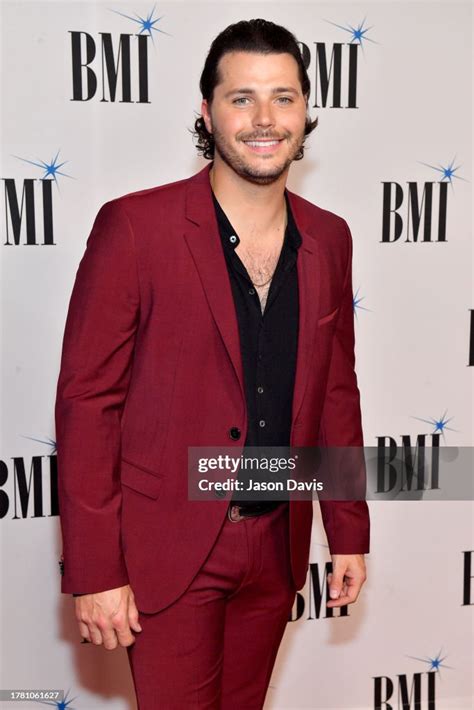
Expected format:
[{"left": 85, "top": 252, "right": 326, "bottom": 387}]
[{"left": 55, "top": 162, "right": 370, "bottom": 615}]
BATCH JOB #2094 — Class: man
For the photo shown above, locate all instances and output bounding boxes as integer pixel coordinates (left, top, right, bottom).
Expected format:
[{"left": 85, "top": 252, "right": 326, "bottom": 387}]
[{"left": 56, "top": 18, "right": 369, "bottom": 709}]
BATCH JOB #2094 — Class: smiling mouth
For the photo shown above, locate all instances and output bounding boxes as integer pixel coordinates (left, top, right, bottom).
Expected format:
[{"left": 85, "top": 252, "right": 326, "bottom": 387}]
[
  {"left": 243, "top": 139, "right": 284, "bottom": 152},
  {"left": 244, "top": 139, "right": 282, "bottom": 146}
]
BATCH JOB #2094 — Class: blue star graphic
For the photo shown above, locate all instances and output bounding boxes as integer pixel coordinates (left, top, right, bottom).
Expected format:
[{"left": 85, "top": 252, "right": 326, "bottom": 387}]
[
  {"left": 35, "top": 689, "right": 78, "bottom": 709},
  {"left": 111, "top": 3, "right": 172, "bottom": 45},
  {"left": 419, "top": 156, "right": 468, "bottom": 190},
  {"left": 324, "top": 15, "right": 378, "bottom": 53},
  {"left": 411, "top": 409, "right": 458, "bottom": 441},
  {"left": 13, "top": 149, "right": 73, "bottom": 191},
  {"left": 353, "top": 286, "right": 370, "bottom": 319},
  {"left": 20, "top": 435, "right": 57, "bottom": 455},
  {"left": 406, "top": 647, "right": 453, "bottom": 676}
]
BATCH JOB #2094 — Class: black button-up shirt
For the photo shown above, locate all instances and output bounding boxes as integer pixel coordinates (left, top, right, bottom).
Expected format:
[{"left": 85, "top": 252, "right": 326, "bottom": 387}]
[{"left": 211, "top": 190, "right": 302, "bottom": 505}]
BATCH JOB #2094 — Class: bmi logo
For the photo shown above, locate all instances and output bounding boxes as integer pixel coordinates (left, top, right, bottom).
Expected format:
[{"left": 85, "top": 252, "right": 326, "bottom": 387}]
[
  {"left": 290, "top": 558, "right": 350, "bottom": 621},
  {"left": 298, "top": 17, "right": 377, "bottom": 109},
  {"left": 0, "top": 449, "right": 58, "bottom": 520},
  {"left": 469, "top": 310, "right": 474, "bottom": 366},
  {"left": 381, "top": 158, "right": 467, "bottom": 242},
  {"left": 370, "top": 419, "right": 459, "bottom": 497},
  {"left": 462, "top": 550, "right": 474, "bottom": 605},
  {"left": 3, "top": 151, "right": 72, "bottom": 246},
  {"left": 70, "top": 6, "right": 170, "bottom": 103},
  {"left": 373, "top": 647, "right": 451, "bottom": 709}
]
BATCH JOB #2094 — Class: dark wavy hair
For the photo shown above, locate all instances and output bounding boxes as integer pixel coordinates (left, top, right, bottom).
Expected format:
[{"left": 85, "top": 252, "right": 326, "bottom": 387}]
[{"left": 192, "top": 19, "right": 318, "bottom": 161}]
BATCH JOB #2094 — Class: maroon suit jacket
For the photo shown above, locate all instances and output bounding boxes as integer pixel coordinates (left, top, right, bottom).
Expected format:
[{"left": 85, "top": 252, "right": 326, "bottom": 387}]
[{"left": 55, "top": 163, "right": 370, "bottom": 613}]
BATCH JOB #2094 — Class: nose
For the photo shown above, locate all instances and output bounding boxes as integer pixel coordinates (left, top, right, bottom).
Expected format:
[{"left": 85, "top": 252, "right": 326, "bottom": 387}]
[{"left": 252, "top": 100, "right": 275, "bottom": 129}]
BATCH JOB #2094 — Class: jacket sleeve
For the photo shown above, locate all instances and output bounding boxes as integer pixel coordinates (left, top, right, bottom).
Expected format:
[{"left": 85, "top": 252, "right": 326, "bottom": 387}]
[
  {"left": 317, "top": 220, "right": 370, "bottom": 555},
  {"left": 55, "top": 199, "right": 140, "bottom": 594}
]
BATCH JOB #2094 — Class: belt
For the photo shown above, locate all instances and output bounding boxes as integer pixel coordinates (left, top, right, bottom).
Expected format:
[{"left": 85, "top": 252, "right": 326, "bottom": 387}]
[{"left": 227, "top": 500, "right": 284, "bottom": 522}]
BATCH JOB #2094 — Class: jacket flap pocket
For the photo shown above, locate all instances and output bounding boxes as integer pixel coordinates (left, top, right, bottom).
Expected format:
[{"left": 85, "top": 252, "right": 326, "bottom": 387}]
[
  {"left": 120, "top": 458, "right": 164, "bottom": 499},
  {"left": 317, "top": 305, "right": 340, "bottom": 326}
]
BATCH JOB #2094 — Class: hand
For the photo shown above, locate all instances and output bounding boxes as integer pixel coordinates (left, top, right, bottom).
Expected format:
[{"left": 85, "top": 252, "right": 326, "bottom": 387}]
[
  {"left": 75, "top": 584, "right": 142, "bottom": 649},
  {"left": 326, "top": 554, "right": 367, "bottom": 608}
]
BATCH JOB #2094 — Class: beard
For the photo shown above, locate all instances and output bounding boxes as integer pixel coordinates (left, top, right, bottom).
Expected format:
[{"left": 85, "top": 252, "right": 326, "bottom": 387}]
[{"left": 211, "top": 126, "right": 306, "bottom": 185}]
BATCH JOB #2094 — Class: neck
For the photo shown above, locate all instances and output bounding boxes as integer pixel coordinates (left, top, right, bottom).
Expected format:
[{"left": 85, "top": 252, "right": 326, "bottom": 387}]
[{"left": 209, "top": 154, "right": 289, "bottom": 237}]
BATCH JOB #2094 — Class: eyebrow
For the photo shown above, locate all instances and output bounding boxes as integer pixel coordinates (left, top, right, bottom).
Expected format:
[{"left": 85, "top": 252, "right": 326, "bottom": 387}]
[{"left": 224, "top": 87, "right": 300, "bottom": 98}]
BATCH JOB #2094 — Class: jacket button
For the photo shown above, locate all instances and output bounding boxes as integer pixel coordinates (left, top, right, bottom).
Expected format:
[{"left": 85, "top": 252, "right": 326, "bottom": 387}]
[
  {"left": 214, "top": 489, "right": 226, "bottom": 499},
  {"left": 229, "top": 427, "right": 241, "bottom": 440}
]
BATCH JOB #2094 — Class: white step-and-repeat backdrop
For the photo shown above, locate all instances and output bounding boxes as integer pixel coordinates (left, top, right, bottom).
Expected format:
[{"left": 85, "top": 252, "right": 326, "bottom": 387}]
[{"left": 1, "top": 1, "right": 472, "bottom": 708}]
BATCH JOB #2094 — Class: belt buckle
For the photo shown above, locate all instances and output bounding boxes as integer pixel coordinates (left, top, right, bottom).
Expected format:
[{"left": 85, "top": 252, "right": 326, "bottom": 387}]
[{"left": 228, "top": 504, "right": 247, "bottom": 523}]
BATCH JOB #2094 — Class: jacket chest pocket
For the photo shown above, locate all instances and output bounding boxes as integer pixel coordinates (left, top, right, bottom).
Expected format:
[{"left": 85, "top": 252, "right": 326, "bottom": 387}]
[
  {"left": 120, "top": 457, "right": 164, "bottom": 500},
  {"left": 317, "top": 305, "right": 340, "bottom": 327}
]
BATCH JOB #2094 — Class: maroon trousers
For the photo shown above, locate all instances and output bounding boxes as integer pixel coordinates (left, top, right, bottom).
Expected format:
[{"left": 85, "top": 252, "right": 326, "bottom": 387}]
[{"left": 127, "top": 502, "right": 297, "bottom": 709}]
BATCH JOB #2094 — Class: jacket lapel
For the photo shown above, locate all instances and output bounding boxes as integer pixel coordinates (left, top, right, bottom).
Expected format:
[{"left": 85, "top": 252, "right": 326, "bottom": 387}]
[
  {"left": 183, "top": 165, "right": 322, "bottom": 430},
  {"left": 184, "top": 165, "right": 246, "bottom": 405},
  {"left": 286, "top": 190, "right": 321, "bottom": 428}
]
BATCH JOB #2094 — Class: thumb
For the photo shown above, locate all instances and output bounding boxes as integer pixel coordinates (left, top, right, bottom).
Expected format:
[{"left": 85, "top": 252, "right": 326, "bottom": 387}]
[
  {"left": 327, "top": 571, "right": 343, "bottom": 599},
  {"left": 128, "top": 597, "right": 143, "bottom": 633}
]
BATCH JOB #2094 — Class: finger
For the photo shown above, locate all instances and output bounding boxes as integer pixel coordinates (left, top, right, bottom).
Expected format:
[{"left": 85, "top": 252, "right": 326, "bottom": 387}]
[
  {"left": 326, "top": 594, "right": 351, "bottom": 607},
  {"left": 115, "top": 625, "right": 136, "bottom": 647},
  {"left": 327, "top": 582, "right": 361, "bottom": 607},
  {"left": 76, "top": 609, "right": 103, "bottom": 644},
  {"left": 111, "top": 609, "right": 136, "bottom": 648},
  {"left": 327, "top": 573, "right": 339, "bottom": 599},
  {"left": 78, "top": 621, "right": 91, "bottom": 642},
  {"left": 100, "top": 625, "right": 120, "bottom": 651},
  {"left": 344, "top": 574, "right": 365, "bottom": 599},
  {"left": 128, "top": 599, "right": 143, "bottom": 633},
  {"left": 342, "top": 573, "right": 355, "bottom": 597},
  {"left": 88, "top": 623, "right": 104, "bottom": 645},
  {"left": 328, "top": 571, "right": 345, "bottom": 600}
]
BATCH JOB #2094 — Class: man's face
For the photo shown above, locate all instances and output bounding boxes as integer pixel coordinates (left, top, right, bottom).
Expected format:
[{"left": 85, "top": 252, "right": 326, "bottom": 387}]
[{"left": 201, "top": 51, "right": 308, "bottom": 185}]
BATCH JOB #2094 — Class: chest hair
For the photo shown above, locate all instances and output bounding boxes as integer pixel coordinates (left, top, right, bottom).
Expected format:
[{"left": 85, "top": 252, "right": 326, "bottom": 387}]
[{"left": 235, "top": 237, "right": 283, "bottom": 313}]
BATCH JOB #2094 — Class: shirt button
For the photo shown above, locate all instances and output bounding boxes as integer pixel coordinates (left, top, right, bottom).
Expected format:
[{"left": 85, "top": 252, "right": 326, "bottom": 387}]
[
  {"left": 249, "top": 288, "right": 255, "bottom": 295},
  {"left": 259, "top": 419, "right": 266, "bottom": 428},
  {"left": 229, "top": 235, "right": 237, "bottom": 244},
  {"left": 257, "top": 386, "right": 264, "bottom": 394}
]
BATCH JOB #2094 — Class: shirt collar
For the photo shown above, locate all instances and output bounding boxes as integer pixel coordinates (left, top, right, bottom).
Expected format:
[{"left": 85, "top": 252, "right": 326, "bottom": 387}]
[{"left": 211, "top": 189, "right": 302, "bottom": 253}]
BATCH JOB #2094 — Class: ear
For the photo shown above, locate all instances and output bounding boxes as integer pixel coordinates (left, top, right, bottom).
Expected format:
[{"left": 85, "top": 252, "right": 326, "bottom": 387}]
[{"left": 201, "top": 99, "right": 213, "bottom": 134}]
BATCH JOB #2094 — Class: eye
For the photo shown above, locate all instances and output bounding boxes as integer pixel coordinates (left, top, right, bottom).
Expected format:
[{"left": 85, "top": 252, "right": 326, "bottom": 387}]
[
  {"left": 276, "top": 96, "right": 293, "bottom": 104},
  {"left": 233, "top": 97, "right": 251, "bottom": 105}
]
